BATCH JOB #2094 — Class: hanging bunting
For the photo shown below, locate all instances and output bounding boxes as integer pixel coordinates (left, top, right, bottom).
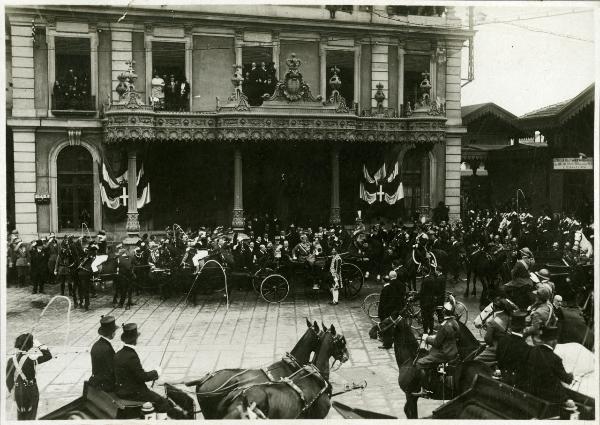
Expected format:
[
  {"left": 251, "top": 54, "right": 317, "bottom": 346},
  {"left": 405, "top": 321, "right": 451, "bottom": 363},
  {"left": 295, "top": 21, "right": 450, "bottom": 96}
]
[
  {"left": 100, "top": 184, "right": 121, "bottom": 209},
  {"left": 363, "top": 164, "right": 376, "bottom": 184},
  {"left": 384, "top": 182, "right": 404, "bottom": 205},
  {"left": 387, "top": 162, "right": 399, "bottom": 183},
  {"left": 137, "top": 183, "right": 151, "bottom": 209},
  {"left": 373, "top": 163, "right": 386, "bottom": 183}
]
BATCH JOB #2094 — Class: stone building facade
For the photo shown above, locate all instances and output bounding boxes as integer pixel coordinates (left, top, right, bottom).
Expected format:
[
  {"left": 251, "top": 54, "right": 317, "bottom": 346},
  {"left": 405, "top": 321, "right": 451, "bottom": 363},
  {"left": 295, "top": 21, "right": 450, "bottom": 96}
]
[{"left": 5, "top": 5, "right": 471, "bottom": 240}]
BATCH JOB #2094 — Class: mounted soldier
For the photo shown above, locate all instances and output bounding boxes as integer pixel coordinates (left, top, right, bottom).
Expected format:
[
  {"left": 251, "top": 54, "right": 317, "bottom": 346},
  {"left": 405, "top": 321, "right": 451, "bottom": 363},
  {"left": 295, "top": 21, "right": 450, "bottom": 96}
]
[{"left": 412, "top": 300, "right": 460, "bottom": 397}]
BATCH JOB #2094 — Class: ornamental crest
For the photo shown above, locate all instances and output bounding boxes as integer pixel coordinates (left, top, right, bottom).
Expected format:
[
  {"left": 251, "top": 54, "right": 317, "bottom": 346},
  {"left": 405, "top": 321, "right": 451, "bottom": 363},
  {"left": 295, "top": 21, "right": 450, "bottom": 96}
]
[{"left": 264, "top": 53, "right": 322, "bottom": 103}]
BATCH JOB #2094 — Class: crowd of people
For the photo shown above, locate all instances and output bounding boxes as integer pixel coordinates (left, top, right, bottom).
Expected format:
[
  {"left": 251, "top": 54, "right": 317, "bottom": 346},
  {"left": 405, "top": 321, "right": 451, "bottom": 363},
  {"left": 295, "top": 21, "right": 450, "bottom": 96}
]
[
  {"left": 150, "top": 70, "right": 191, "bottom": 112},
  {"left": 242, "top": 61, "right": 278, "bottom": 106},
  {"left": 4, "top": 205, "right": 595, "bottom": 419},
  {"left": 52, "top": 68, "right": 92, "bottom": 110}
]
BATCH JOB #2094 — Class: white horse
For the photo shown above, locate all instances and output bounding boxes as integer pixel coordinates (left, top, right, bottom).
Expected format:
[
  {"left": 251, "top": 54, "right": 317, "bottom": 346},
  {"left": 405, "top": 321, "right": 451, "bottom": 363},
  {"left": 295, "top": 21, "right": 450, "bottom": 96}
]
[{"left": 574, "top": 229, "right": 593, "bottom": 258}]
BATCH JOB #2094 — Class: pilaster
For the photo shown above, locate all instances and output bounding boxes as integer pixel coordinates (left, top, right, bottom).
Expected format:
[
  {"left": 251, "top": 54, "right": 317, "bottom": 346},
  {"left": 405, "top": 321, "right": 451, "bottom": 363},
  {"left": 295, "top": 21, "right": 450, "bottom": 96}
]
[
  {"left": 232, "top": 147, "right": 245, "bottom": 229},
  {"left": 371, "top": 43, "right": 388, "bottom": 108},
  {"left": 11, "top": 24, "right": 36, "bottom": 117},
  {"left": 111, "top": 24, "right": 133, "bottom": 102},
  {"left": 13, "top": 128, "right": 38, "bottom": 240},
  {"left": 124, "top": 146, "right": 140, "bottom": 245}
]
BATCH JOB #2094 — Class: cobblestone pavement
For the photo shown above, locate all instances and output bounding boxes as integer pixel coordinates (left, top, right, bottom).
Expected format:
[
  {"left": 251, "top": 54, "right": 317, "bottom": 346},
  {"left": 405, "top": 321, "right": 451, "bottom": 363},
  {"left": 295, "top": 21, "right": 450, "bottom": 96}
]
[{"left": 4, "top": 274, "right": 483, "bottom": 420}]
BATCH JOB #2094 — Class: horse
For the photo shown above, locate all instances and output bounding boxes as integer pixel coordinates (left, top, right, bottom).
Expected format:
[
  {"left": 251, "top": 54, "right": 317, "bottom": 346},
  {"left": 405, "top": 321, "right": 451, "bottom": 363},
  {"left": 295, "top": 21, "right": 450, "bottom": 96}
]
[
  {"left": 394, "top": 317, "right": 490, "bottom": 419},
  {"left": 220, "top": 324, "right": 349, "bottom": 419},
  {"left": 557, "top": 306, "right": 594, "bottom": 351},
  {"left": 188, "top": 319, "right": 323, "bottom": 419}
]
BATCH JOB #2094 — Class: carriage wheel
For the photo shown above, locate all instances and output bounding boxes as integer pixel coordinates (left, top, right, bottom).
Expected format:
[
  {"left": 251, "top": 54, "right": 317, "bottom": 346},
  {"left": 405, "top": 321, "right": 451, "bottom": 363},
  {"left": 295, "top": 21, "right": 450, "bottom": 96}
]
[
  {"left": 341, "top": 263, "right": 364, "bottom": 299},
  {"left": 454, "top": 301, "right": 469, "bottom": 324},
  {"left": 260, "top": 274, "right": 289, "bottom": 303},
  {"left": 252, "top": 268, "right": 273, "bottom": 294},
  {"left": 361, "top": 293, "right": 379, "bottom": 314}
]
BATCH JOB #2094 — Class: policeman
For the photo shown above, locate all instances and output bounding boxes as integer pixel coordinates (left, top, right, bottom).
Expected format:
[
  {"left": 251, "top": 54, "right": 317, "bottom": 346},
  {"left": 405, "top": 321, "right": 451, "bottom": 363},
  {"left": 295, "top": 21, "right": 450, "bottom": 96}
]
[
  {"left": 6, "top": 333, "right": 52, "bottom": 420},
  {"left": 114, "top": 323, "right": 184, "bottom": 419},
  {"left": 89, "top": 315, "right": 118, "bottom": 391}
]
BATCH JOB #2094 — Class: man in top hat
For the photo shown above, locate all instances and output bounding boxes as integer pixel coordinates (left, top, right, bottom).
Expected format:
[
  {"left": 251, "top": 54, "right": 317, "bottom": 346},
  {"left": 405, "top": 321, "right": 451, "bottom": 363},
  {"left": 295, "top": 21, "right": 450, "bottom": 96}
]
[
  {"left": 30, "top": 240, "right": 49, "bottom": 294},
  {"left": 89, "top": 315, "right": 118, "bottom": 391},
  {"left": 523, "top": 283, "right": 557, "bottom": 345},
  {"left": 114, "top": 323, "right": 183, "bottom": 419},
  {"left": 413, "top": 301, "right": 460, "bottom": 396},
  {"left": 523, "top": 326, "right": 573, "bottom": 404},
  {"left": 496, "top": 310, "right": 530, "bottom": 388}
]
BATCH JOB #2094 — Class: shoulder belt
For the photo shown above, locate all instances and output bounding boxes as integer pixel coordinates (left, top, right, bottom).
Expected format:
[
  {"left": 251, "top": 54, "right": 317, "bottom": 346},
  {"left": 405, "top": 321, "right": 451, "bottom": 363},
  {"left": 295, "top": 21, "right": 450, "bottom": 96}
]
[{"left": 12, "top": 354, "right": 30, "bottom": 383}]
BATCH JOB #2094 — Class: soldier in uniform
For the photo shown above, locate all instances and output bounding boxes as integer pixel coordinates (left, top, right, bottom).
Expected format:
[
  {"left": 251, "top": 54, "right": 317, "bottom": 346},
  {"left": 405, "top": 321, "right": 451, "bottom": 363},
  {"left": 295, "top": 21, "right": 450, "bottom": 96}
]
[
  {"left": 6, "top": 333, "right": 52, "bottom": 420},
  {"left": 114, "top": 323, "right": 184, "bottom": 419},
  {"left": 412, "top": 301, "right": 460, "bottom": 397},
  {"left": 76, "top": 243, "right": 97, "bottom": 311},
  {"left": 523, "top": 284, "right": 557, "bottom": 345},
  {"left": 89, "top": 315, "right": 118, "bottom": 391},
  {"left": 113, "top": 244, "right": 135, "bottom": 309},
  {"left": 30, "top": 240, "right": 48, "bottom": 294}
]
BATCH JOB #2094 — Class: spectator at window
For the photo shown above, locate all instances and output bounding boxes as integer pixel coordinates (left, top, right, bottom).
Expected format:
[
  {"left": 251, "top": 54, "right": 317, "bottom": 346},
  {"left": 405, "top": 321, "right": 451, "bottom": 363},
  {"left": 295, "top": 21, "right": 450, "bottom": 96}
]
[
  {"left": 151, "top": 71, "right": 165, "bottom": 109},
  {"left": 178, "top": 77, "right": 190, "bottom": 112},
  {"left": 164, "top": 75, "right": 178, "bottom": 111}
]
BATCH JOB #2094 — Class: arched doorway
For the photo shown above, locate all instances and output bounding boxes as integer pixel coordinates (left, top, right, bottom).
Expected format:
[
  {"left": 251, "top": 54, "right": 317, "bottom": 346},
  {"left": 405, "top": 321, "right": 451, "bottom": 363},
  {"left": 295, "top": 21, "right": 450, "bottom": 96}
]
[
  {"left": 401, "top": 148, "right": 430, "bottom": 220},
  {"left": 57, "top": 146, "right": 94, "bottom": 231}
]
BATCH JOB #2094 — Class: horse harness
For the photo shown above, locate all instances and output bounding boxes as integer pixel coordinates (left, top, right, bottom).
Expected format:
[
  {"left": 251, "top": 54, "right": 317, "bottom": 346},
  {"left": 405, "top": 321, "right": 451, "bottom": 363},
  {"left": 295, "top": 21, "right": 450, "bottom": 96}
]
[{"left": 239, "top": 364, "right": 329, "bottom": 418}]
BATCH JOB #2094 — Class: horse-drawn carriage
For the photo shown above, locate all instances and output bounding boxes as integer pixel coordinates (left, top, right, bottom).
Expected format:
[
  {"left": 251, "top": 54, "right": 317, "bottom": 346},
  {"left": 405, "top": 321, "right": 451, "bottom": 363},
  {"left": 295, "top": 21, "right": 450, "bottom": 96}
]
[{"left": 432, "top": 374, "right": 595, "bottom": 420}]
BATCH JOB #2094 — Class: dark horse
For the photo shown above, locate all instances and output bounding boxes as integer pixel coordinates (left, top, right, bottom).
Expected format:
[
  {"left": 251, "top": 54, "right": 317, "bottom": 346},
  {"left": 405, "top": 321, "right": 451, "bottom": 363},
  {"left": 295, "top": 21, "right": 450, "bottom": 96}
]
[
  {"left": 401, "top": 248, "right": 449, "bottom": 292},
  {"left": 188, "top": 319, "right": 323, "bottom": 419},
  {"left": 394, "top": 317, "right": 491, "bottom": 419},
  {"left": 220, "top": 324, "right": 349, "bottom": 419},
  {"left": 465, "top": 247, "right": 511, "bottom": 309}
]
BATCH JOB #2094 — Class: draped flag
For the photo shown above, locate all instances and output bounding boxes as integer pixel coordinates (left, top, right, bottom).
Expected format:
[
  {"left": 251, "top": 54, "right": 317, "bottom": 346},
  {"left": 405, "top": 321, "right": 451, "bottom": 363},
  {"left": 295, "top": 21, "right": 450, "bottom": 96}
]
[
  {"left": 360, "top": 160, "right": 404, "bottom": 205},
  {"left": 100, "top": 161, "right": 151, "bottom": 210}
]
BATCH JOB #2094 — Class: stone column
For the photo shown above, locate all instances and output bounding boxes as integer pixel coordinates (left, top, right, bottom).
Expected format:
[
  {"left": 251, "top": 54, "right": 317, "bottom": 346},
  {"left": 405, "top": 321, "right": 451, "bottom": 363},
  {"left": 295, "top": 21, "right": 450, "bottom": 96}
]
[
  {"left": 124, "top": 146, "right": 140, "bottom": 245},
  {"left": 329, "top": 145, "right": 341, "bottom": 225},
  {"left": 111, "top": 23, "right": 134, "bottom": 102},
  {"left": 397, "top": 43, "right": 405, "bottom": 112},
  {"left": 319, "top": 39, "right": 327, "bottom": 100},
  {"left": 235, "top": 31, "right": 243, "bottom": 67},
  {"left": 232, "top": 147, "right": 245, "bottom": 230},
  {"left": 272, "top": 32, "right": 280, "bottom": 80}
]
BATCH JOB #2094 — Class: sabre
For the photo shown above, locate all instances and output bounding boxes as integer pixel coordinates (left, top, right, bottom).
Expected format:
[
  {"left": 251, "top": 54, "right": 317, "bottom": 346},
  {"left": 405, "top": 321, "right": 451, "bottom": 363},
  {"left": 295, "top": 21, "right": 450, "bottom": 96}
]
[{"left": 331, "top": 380, "right": 367, "bottom": 397}]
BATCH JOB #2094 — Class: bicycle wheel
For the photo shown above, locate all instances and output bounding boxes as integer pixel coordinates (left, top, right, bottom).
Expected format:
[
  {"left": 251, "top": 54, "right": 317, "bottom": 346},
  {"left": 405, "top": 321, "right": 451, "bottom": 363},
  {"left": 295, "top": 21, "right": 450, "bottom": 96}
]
[
  {"left": 366, "top": 300, "right": 380, "bottom": 323},
  {"left": 407, "top": 305, "right": 423, "bottom": 332},
  {"left": 260, "top": 274, "right": 289, "bottom": 303},
  {"left": 362, "top": 293, "right": 379, "bottom": 314},
  {"left": 340, "top": 263, "right": 364, "bottom": 299},
  {"left": 454, "top": 301, "right": 469, "bottom": 324}
]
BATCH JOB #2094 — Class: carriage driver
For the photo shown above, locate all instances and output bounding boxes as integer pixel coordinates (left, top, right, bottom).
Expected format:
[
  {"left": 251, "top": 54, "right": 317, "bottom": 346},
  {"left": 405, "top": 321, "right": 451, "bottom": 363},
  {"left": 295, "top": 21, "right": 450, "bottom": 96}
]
[
  {"left": 114, "top": 323, "right": 185, "bottom": 419},
  {"left": 412, "top": 300, "right": 460, "bottom": 397}
]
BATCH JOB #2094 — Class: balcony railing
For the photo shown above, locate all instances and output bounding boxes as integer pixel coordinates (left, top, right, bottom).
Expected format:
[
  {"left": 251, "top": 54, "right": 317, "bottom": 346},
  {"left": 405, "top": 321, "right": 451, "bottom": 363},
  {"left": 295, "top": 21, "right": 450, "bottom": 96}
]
[
  {"left": 51, "top": 94, "right": 97, "bottom": 116},
  {"left": 386, "top": 6, "right": 446, "bottom": 17}
]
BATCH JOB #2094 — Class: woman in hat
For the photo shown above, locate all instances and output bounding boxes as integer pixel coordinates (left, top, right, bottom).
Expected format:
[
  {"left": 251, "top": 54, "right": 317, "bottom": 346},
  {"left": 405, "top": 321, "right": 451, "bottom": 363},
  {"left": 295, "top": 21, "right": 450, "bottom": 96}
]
[
  {"left": 6, "top": 333, "right": 52, "bottom": 420},
  {"left": 89, "top": 316, "right": 118, "bottom": 391}
]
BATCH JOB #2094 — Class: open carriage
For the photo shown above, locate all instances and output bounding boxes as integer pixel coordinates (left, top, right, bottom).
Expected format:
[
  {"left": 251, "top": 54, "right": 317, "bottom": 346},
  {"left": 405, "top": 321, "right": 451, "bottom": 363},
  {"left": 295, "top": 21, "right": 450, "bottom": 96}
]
[{"left": 40, "top": 381, "right": 196, "bottom": 420}]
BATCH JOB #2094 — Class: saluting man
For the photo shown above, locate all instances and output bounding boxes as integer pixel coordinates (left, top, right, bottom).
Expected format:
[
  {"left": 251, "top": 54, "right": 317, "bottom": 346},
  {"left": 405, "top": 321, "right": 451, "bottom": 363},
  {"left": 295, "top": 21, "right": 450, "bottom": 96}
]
[
  {"left": 114, "top": 323, "right": 184, "bottom": 419},
  {"left": 6, "top": 333, "right": 52, "bottom": 420},
  {"left": 89, "top": 315, "right": 118, "bottom": 391}
]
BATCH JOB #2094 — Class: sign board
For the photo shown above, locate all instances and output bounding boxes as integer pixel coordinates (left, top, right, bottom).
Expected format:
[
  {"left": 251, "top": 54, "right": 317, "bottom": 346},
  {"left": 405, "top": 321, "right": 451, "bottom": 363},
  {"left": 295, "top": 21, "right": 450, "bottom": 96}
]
[{"left": 553, "top": 158, "right": 593, "bottom": 170}]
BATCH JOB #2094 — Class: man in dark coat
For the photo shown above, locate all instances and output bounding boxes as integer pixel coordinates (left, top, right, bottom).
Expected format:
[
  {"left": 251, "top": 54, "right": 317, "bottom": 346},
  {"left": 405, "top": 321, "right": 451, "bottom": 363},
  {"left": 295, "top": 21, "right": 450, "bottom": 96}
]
[
  {"left": 164, "top": 75, "right": 178, "bottom": 110},
  {"left": 420, "top": 274, "right": 445, "bottom": 334},
  {"left": 114, "top": 323, "right": 183, "bottom": 418},
  {"left": 30, "top": 240, "right": 48, "bottom": 294},
  {"left": 113, "top": 244, "right": 135, "bottom": 309},
  {"left": 377, "top": 276, "right": 396, "bottom": 349},
  {"left": 89, "top": 315, "right": 117, "bottom": 391},
  {"left": 177, "top": 77, "right": 190, "bottom": 111},
  {"left": 496, "top": 311, "right": 530, "bottom": 389},
  {"left": 523, "top": 326, "right": 573, "bottom": 404}
]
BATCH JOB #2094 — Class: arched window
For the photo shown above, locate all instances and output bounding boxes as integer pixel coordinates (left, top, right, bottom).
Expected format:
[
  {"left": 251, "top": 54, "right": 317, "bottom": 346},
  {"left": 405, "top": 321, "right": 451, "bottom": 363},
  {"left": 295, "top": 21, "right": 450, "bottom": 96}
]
[{"left": 57, "top": 146, "right": 94, "bottom": 230}]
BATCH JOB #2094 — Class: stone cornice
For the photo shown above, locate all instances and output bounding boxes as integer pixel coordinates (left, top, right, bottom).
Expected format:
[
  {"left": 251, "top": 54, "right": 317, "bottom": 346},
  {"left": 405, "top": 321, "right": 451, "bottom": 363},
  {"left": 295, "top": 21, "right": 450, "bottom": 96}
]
[
  {"left": 7, "top": 6, "right": 474, "bottom": 40},
  {"left": 103, "top": 110, "right": 447, "bottom": 145}
]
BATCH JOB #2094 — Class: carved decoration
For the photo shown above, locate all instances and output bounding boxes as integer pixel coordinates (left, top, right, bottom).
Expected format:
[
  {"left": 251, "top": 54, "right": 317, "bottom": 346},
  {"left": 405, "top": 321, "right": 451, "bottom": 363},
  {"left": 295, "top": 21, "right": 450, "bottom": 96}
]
[
  {"left": 232, "top": 209, "right": 245, "bottom": 229},
  {"left": 329, "top": 207, "right": 341, "bottom": 225},
  {"left": 265, "top": 53, "right": 322, "bottom": 103},
  {"left": 226, "top": 64, "right": 250, "bottom": 111},
  {"left": 126, "top": 212, "right": 140, "bottom": 233},
  {"left": 67, "top": 128, "right": 82, "bottom": 146},
  {"left": 374, "top": 82, "right": 386, "bottom": 113}
]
